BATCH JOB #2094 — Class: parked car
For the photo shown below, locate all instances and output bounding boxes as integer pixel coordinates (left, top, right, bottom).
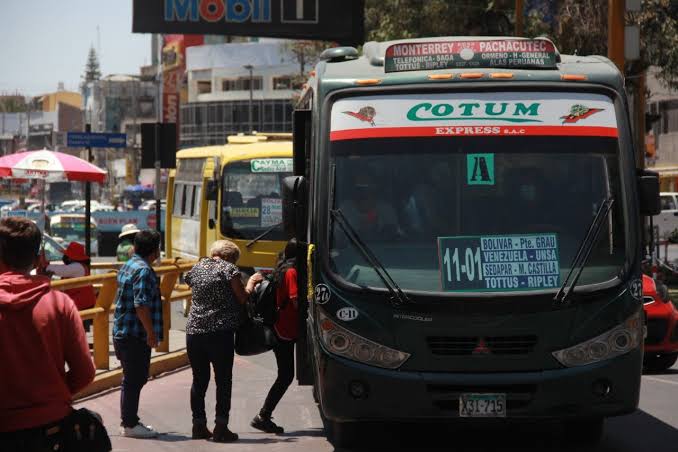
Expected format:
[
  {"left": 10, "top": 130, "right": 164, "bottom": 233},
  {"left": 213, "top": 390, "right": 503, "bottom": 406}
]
[
  {"left": 139, "top": 199, "right": 166, "bottom": 211},
  {"left": 50, "top": 214, "right": 98, "bottom": 257},
  {"left": 642, "top": 274, "right": 678, "bottom": 371},
  {"left": 656, "top": 192, "right": 678, "bottom": 240},
  {"left": 42, "top": 232, "right": 65, "bottom": 263}
]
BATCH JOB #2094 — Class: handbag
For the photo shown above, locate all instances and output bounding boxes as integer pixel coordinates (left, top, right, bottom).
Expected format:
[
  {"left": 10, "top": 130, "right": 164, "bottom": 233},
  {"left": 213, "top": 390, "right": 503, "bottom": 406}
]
[
  {"left": 60, "top": 408, "right": 112, "bottom": 452},
  {"left": 235, "top": 316, "right": 278, "bottom": 356}
]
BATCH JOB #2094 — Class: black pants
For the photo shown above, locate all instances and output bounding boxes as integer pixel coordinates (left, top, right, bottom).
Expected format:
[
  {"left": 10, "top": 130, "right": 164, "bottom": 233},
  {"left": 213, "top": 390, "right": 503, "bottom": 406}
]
[
  {"left": 113, "top": 336, "right": 151, "bottom": 428},
  {"left": 186, "top": 330, "right": 235, "bottom": 424},
  {"left": 261, "top": 339, "right": 295, "bottom": 417}
]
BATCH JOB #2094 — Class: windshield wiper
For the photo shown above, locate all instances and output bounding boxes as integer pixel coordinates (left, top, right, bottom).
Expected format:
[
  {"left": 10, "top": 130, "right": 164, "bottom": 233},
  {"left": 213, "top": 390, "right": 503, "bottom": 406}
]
[
  {"left": 331, "top": 208, "right": 411, "bottom": 307},
  {"left": 246, "top": 222, "right": 282, "bottom": 248},
  {"left": 554, "top": 197, "right": 615, "bottom": 305}
]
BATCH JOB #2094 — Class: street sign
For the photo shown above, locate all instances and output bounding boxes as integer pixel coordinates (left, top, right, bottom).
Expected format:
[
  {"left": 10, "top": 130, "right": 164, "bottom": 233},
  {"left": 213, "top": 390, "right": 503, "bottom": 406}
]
[{"left": 66, "top": 132, "right": 128, "bottom": 148}]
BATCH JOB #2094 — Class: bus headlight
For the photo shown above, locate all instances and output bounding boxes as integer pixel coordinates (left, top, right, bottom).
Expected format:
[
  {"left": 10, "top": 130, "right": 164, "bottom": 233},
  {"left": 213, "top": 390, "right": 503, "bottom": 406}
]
[
  {"left": 318, "top": 309, "right": 410, "bottom": 369},
  {"left": 552, "top": 310, "right": 643, "bottom": 368}
]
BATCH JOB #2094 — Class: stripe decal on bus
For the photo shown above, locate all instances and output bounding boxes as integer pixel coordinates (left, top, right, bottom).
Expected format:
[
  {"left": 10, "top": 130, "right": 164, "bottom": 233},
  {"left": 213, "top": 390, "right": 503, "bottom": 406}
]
[{"left": 330, "top": 125, "right": 619, "bottom": 141}]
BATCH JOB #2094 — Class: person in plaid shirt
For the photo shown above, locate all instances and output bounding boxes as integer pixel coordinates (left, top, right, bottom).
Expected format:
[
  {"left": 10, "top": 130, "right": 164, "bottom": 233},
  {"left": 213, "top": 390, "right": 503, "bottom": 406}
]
[{"left": 112, "top": 230, "right": 162, "bottom": 439}]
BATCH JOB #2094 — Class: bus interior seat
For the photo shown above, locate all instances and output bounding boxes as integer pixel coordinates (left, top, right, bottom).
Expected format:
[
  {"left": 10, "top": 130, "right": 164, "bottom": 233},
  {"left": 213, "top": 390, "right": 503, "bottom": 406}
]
[{"left": 224, "top": 191, "right": 243, "bottom": 207}]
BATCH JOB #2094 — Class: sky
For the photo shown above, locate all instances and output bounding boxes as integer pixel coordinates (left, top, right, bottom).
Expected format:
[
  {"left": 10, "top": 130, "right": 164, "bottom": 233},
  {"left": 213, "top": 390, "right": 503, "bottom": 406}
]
[{"left": 0, "top": 1, "right": 150, "bottom": 96}]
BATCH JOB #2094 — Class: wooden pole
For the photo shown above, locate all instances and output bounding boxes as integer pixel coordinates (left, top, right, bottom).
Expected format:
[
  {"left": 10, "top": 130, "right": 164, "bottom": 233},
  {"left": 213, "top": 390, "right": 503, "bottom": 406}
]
[
  {"left": 515, "top": 0, "right": 524, "bottom": 37},
  {"left": 607, "top": 0, "right": 625, "bottom": 72}
]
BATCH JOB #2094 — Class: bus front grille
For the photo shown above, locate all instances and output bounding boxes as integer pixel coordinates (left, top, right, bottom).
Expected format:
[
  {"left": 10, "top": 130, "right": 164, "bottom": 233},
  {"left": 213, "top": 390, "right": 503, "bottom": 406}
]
[
  {"left": 645, "top": 319, "right": 669, "bottom": 345},
  {"left": 427, "top": 335, "right": 538, "bottom": 356}
]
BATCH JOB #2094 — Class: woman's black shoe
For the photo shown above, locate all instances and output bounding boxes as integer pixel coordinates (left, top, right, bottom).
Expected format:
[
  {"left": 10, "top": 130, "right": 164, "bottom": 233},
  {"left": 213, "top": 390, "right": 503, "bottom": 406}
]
[
  {"left": 251, "top": 414, "right": 284, "bottom": 434},
  {"left": 213, "top": 422, "right": 238, "bottom": 442},
  {"left": 192, "top": 423, "right": 212, "bottom": 439}
]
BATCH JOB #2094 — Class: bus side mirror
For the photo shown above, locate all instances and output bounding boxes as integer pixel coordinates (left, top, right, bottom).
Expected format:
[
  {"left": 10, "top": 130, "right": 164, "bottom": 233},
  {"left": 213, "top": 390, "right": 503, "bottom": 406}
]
[
  {"left": 205, "top": 180, "right": 218, "bottom": 201},
  {"left": 282, "top": 176, "right": 307, "bottom": 239},
  {"left": 638, "top": 170, "right": 660, "bottom": 216}
]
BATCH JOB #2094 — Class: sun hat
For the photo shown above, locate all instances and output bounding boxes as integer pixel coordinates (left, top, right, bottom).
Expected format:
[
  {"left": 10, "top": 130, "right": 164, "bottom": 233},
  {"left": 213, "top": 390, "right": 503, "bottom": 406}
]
[
  {"left": 63, "top": 242, "right": 89, "bottom": 262},
  {"left": 119, "top": 223, "right": 141, "bottom": 239}
]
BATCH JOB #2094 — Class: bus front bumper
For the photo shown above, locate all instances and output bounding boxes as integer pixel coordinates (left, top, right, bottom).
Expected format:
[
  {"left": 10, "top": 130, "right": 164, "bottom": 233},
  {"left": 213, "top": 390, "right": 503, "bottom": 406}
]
[{"left": 316, "top": 347, "right": 642, "bottom": 422}]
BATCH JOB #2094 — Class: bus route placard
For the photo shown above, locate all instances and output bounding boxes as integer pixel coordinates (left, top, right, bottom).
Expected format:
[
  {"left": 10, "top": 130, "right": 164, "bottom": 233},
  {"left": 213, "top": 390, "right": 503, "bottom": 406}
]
[
  {"left": 385, "top": 39, "right": 558, "bottom": 73},
  {"left": 437, "top": 233, "right": 560, "bottom": 292}
]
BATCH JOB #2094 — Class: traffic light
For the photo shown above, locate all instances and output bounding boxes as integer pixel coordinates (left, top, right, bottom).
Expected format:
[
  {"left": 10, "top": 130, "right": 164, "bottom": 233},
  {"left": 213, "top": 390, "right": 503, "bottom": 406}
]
[{"left": 645, "top": 113, "right": 661, "bottom": 133}]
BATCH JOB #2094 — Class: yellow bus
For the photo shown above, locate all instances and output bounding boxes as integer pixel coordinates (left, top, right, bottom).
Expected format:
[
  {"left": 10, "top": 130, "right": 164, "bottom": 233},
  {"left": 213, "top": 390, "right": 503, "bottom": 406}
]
[{"left": 166, "top": 134, "right": 293, "bottom": 274}]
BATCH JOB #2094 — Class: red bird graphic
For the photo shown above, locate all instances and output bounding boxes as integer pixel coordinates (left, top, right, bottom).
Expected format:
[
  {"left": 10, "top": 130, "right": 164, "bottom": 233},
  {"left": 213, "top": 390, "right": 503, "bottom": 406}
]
[
  {"left": 560, "top": 105, "right": 604, "bottom": 124},
  {"left": 343, "top": 106, "right": 376, "bottom": 126}
]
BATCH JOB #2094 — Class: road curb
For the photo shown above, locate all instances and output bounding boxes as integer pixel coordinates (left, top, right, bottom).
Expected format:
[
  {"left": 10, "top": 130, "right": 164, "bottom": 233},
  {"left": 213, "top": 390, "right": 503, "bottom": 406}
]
[{"left": 75, "top": 350, "right": 189, "bottom": 400}]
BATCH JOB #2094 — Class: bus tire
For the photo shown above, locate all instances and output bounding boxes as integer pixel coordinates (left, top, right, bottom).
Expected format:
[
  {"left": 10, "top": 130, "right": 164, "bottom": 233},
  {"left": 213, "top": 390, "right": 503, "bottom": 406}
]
[
  {"left": 329, "top": 421, "right": 360, "bottom": 449},
  {"left": 312, "top": 379, "right": 319, "bottom": 403},
  {"left": 563, "top": 417, "right": 604, "bottom": 448},
  {"left": 644, "top": 353, "right": 678, "bottom": 372}
]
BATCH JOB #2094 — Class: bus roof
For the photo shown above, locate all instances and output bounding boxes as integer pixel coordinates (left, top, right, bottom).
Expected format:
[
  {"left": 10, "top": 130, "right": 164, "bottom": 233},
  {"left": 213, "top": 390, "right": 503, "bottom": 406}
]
[
  {"left": 307, "top": 36, "right": 624, "bottom": 97},
  {"left": 176, "top": 139, "right": 292, "bottom": 162}
]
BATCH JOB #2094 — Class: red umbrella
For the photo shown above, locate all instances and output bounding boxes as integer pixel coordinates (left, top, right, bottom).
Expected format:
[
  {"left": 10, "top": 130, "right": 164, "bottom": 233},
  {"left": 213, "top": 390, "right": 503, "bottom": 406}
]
[{"left": 0, "top": 149, "right": 106, "bottom": 183}]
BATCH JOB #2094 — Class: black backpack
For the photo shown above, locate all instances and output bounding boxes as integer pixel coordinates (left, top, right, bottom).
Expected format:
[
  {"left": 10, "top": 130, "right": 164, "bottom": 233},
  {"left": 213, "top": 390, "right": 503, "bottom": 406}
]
[
  {"left": 249, "top": 261, "right": 294, "bottom": 327},
  {"left": 250, "top": 274, "right": 279, "bottom": 327}
]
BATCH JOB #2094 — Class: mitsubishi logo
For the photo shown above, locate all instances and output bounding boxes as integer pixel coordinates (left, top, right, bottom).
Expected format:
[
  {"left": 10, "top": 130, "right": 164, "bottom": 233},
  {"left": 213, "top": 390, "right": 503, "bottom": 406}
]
[{"left": 472, "top": 338, "right": 491, "bottom": 355}]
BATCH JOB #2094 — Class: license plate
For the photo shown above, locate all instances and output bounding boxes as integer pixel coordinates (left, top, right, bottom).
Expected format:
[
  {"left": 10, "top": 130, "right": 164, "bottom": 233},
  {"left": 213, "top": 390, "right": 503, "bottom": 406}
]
[{"left": 459, "top": 393, "right": 506, "bottom": 418}]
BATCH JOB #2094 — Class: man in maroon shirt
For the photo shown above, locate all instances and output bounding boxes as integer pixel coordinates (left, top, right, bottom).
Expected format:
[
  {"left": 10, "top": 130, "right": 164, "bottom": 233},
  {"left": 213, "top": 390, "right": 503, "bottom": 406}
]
[{"left": 0, "top": 217, "right": 95, "bottom": 451}]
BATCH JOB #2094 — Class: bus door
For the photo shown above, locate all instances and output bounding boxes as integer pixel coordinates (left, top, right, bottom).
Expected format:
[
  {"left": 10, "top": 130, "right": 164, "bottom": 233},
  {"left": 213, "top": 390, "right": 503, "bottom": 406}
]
[{"left": 170, "top": 158, "right": 205, "bottom": 259}]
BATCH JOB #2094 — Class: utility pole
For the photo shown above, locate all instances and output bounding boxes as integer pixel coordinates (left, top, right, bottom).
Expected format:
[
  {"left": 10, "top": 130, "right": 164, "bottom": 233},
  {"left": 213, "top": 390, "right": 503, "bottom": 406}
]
[
  {"left": 155, "top": 38, "right": 163, "bottom": 240},
  {"left": 607, "top": 0, "right": 625, "bottom": 73},
  {"left": 244, "top": 64, "right": 254, "bottom": 133},
  {"left": 515, "top": 0, "right": 524, "bottom": 37},
  {"left": 85, "top": 123, "right": 92, "bottom": 256}
]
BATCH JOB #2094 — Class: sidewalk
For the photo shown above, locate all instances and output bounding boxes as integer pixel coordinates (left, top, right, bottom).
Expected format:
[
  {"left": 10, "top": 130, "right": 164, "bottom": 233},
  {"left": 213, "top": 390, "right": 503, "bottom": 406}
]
[{"left": 75, "top": 353, "right": 330, "bottom": 451}]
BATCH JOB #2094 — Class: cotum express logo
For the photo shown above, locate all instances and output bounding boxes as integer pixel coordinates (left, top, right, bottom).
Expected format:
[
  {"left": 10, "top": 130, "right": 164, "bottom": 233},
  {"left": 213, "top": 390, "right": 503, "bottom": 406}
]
[{"left": 407, "top": 102, "right": 542, "bottom": 123}]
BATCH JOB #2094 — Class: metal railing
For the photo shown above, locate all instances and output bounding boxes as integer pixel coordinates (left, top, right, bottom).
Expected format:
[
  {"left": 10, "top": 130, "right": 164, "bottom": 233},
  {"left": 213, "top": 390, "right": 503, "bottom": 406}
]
[{"left": 51, "top": 260, "right": 196, "bottom": 370}]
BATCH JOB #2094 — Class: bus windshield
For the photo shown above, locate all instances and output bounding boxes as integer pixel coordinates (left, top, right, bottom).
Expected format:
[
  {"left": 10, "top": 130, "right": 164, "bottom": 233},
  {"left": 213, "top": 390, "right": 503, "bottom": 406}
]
[
  {"left": 328, "top": 93, "right": 628, "bottom": 295},
  {"left": 221, "top": 159, "right": 292, "bottom": 240}
]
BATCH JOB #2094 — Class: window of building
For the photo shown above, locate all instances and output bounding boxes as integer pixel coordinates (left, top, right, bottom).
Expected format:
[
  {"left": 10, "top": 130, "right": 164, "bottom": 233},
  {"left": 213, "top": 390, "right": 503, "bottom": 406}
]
[
  {"left": 197, "top": 80, "right": 212, "bottom": 94},
  {"left": 222, "top": 77, "right": 263, "bottom": 91},
  {"left": 273, "top": 76, "right": 293, "bottom": 90}
]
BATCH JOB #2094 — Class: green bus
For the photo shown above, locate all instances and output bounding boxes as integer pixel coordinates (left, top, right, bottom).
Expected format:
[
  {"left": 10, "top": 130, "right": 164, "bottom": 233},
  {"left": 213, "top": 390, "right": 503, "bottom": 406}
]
[{"left": 282, "top": 37, "right": 661, "bottom": 447}]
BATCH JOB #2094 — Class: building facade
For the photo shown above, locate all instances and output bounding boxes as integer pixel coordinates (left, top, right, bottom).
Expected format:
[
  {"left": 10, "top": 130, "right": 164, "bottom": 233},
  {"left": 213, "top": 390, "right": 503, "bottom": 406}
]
[{"left": 181, "top": 41, "right": 300, "bottom": 147}]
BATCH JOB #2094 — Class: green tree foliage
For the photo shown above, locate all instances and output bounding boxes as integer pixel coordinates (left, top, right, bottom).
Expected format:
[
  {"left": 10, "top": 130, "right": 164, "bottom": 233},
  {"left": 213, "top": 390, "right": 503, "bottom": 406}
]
[
  {"left": 525, "top": 0, "right": 678, "bottom": 89},
  {"left": 80, "top": 46, "right": 102, "bottom": 93},
  {"left": 364, "top": 0, "right": 514, "bottom": 41},
  {"left": 284, "top": 40, "right": 329, "bottom": 76}
]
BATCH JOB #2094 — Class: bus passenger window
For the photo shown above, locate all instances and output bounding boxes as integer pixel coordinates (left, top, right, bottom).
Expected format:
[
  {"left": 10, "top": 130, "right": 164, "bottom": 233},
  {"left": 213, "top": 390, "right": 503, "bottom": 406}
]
[
  {"left": 173, "top": 184, "right": 183, "bottom": 216},
  {"left": 192, "top": 186, "right": 202, "bottom": 218},
  {"left": 180, "top": 185, "right": 188, "bottom": 216},
  {"left": 184, "top": 185, "right": 194, "bottom": 218}
]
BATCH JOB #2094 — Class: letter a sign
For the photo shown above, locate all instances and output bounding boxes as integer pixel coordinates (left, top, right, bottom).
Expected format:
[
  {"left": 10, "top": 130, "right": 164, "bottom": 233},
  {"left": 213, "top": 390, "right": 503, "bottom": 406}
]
[{"left": 466, "top": 154, "right": 495, "bottom": 185}]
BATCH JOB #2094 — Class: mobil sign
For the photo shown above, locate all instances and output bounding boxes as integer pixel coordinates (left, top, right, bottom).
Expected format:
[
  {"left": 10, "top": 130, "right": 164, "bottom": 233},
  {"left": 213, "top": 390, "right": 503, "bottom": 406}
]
[{"left": 133, "top": 0, "right": 365, "bottom": 45}]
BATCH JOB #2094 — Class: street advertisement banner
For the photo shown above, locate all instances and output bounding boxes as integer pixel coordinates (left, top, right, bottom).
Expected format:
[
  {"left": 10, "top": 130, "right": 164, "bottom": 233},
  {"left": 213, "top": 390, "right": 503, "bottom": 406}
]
[
  {"left": 3, "top": 210, "right": 165, "bottom": 233},
  {"left": 133, "top": 0, "right": 365, "bottom": 45}
]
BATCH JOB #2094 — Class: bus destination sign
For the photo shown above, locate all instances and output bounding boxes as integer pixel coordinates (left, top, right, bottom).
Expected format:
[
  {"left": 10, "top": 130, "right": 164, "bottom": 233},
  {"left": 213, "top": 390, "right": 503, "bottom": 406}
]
[
  {"left": 385, "top": 39, "right": 558, "bottom": 73},
  {"left": 438, "top": 234, "right": 560, "bottom": 292}
]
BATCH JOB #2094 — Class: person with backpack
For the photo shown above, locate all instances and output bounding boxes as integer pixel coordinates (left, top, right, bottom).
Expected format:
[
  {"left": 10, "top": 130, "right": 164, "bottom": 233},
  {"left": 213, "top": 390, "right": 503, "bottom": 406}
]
[
  {"left": 184, "top": 240, "right": 262, "bottom": 443},
  {"left": 251, "top": 239, "right": 299, "bottom": 434}
]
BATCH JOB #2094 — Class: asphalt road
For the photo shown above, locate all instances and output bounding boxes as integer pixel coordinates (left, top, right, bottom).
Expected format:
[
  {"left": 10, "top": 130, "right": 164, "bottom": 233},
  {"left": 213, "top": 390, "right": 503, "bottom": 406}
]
[{"left": 76, "top": 351, "right": 678, "bottom": 452}]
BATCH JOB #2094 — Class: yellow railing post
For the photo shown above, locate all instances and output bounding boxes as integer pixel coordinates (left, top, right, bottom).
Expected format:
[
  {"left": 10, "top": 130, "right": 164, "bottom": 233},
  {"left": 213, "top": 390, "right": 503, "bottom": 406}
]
[
  {"left": 93, "top": 277, "right": 117, "bottom": 370},
  {"left": 157, "top": 269, "right": 180, "bottom": 353}
]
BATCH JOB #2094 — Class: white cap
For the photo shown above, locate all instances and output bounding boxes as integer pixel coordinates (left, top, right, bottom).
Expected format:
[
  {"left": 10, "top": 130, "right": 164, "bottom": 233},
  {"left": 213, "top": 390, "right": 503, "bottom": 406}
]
[{"left": 118, "top": 223, "right": 141, "bottom": 239}]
